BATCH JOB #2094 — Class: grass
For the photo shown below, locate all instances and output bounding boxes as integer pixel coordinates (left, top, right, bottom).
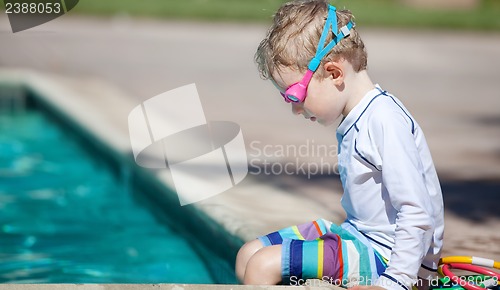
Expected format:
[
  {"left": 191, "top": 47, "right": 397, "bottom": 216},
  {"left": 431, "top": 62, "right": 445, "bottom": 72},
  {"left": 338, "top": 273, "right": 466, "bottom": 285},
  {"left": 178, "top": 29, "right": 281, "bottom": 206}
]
[
  {"left": 3, "top": 0, "right": 500, "bottom": 31},
  {"left": 71, "top": 0, "right": 287, "bottom": 22},
  {"left": 331, "top": 0, "right": 500, "bottom": 31}
]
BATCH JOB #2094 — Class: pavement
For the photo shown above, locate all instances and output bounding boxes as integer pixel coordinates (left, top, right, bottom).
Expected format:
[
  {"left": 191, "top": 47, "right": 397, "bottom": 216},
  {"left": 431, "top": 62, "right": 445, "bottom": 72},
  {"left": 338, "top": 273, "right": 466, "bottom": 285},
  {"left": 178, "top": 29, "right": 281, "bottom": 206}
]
[
  {"left": 1, "top": 12, "right": 499, "bottom": 274},
  {"left": 0, "top": 284, "right": 336, "bottom": 290}
]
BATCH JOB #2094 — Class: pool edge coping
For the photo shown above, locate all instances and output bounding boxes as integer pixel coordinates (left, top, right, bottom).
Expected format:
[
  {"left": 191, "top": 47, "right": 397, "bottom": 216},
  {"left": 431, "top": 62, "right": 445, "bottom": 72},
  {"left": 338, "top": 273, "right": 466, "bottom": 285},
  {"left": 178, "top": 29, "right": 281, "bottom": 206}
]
[{"left": 0, "top": 284, "right": 340, "bottom": 289}]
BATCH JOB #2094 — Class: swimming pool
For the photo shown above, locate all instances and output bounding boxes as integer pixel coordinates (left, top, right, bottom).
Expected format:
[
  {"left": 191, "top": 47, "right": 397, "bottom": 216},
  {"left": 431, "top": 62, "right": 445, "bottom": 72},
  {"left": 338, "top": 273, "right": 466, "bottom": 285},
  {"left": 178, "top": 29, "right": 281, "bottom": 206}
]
[{"left": 0, "top": 86, "right": 240, "bottom": 283}]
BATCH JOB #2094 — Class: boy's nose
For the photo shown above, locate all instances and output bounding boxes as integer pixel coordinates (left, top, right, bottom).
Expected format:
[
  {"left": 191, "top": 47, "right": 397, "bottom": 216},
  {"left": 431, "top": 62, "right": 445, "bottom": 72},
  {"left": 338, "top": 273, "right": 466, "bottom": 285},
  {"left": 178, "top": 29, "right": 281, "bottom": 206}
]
[{"left": 291, "top": 103, "right": 304, "bottom": 115}]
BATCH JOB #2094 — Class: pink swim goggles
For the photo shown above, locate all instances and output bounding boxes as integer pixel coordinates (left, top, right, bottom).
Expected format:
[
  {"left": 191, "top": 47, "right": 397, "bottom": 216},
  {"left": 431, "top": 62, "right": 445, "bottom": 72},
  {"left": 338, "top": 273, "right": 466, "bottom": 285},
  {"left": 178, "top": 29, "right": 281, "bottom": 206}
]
[{"left": 279, "top": 5, "right": 355, "bottom": 103}]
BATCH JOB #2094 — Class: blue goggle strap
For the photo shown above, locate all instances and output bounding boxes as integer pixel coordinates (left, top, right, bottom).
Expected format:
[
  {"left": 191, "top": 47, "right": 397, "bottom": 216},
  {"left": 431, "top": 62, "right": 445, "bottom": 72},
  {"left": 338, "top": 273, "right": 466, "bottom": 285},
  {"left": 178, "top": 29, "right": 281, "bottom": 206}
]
[{"left": 307, "top": 5, "right": 355, "bottom": 72}]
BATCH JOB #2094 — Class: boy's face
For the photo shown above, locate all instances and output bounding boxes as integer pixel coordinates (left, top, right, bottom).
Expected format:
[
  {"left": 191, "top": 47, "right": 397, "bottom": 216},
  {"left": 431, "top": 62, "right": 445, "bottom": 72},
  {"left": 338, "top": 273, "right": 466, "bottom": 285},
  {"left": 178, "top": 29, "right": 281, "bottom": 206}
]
[{"left": 272, "top": 68, "right": 347, "bottom": 127}]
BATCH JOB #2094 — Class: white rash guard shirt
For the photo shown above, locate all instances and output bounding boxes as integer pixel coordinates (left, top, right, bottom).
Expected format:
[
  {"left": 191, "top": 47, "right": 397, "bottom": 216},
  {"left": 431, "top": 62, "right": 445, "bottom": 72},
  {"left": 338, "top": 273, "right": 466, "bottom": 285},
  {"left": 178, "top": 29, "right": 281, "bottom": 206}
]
[{"left": 336, "top": 85, "right": 445, "bottom": 290}]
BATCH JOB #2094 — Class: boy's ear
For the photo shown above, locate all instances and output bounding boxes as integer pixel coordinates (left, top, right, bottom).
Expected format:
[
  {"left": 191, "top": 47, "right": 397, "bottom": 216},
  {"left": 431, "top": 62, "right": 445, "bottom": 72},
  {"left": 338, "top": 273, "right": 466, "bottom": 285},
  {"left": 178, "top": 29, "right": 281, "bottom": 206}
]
[{"left": 324, "top": 61, "right": 344, "bottom": 85}]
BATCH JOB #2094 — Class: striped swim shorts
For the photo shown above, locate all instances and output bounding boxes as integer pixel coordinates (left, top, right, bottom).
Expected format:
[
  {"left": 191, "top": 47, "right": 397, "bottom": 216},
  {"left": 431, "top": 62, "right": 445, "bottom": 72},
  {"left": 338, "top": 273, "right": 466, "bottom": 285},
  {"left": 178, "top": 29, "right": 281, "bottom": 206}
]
[{"left": 258, "top": 219, "right": 387, "bottom": 286}]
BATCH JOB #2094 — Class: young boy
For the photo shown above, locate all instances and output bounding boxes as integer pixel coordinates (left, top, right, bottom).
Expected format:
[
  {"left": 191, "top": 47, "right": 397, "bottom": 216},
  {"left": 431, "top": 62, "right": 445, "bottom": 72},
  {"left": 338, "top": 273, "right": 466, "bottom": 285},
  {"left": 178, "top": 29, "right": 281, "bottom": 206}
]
[{"left": 235, "top": 1, "right": 445, "bottom": 289}]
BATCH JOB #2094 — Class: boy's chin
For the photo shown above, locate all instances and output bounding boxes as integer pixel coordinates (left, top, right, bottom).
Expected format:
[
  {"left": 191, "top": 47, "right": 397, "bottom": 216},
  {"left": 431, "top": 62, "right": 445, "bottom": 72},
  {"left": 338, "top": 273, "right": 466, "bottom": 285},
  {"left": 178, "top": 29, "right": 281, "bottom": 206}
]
[{"left": 318, "top": 117, "right": 338, "bottom": 127}]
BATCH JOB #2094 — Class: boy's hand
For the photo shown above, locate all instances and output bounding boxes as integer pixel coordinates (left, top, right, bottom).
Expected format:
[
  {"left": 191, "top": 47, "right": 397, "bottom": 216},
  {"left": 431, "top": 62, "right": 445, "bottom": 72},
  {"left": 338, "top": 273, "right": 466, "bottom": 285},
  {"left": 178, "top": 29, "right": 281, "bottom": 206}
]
[{"left": 349, "top": 286, "right": 386, "bottom": 290}]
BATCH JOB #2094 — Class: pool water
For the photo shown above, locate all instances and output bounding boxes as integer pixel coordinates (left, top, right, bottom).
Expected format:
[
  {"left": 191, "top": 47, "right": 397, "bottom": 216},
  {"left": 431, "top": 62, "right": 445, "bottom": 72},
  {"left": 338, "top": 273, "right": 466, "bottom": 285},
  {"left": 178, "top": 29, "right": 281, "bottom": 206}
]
[{"left": 0, "top": 109, "right": 215, "bottom": 283}]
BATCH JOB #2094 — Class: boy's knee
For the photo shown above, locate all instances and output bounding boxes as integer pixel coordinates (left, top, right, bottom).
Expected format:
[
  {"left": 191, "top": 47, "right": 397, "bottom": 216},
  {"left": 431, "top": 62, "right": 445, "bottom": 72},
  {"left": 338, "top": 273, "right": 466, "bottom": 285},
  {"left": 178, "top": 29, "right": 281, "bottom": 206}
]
[
  {"left": 247, "top": 247, "right": 278, "bottom": 270},
  {"left": 240, "top": 239, "right": 264, "bottom": 256},
  {"left": 235, "top": 239, "right": 264, "bottom": 281},
  {"left": 244, "top": 245, "right": 282, "bottom": 284}
]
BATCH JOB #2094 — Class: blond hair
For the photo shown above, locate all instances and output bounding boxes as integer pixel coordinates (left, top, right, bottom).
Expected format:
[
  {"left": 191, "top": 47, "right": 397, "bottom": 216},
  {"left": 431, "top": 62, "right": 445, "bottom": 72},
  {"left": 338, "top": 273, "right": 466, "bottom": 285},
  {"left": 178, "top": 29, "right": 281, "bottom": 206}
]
[{"left": 255, "top": 0, "right": 367, "bottom": 80}]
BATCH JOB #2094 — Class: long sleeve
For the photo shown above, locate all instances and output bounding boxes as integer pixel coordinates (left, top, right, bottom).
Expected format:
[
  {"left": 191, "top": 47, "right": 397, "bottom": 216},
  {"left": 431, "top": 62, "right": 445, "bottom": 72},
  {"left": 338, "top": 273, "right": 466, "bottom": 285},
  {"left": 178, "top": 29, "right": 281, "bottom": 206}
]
[
  {"left": 367, "top": 109, "right": 435, "bottom": 290},
  {"left": 337, "top": 87, "right": 444, "bottom": 290}
]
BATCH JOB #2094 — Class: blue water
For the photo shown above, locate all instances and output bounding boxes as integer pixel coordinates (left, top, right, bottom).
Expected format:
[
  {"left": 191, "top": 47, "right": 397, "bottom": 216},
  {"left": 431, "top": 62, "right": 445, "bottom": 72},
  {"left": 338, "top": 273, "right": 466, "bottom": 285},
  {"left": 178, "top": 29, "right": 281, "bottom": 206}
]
[{"left": 0, "top": 109, "right": 215, "bottom": 283}]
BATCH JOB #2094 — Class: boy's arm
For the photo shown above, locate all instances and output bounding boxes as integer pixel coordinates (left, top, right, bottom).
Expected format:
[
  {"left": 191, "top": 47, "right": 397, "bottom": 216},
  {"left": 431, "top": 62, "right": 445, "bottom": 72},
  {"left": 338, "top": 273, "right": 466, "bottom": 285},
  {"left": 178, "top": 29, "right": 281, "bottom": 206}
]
[{"left": 368, "top": 110, "right": 435, "bottom": 290}]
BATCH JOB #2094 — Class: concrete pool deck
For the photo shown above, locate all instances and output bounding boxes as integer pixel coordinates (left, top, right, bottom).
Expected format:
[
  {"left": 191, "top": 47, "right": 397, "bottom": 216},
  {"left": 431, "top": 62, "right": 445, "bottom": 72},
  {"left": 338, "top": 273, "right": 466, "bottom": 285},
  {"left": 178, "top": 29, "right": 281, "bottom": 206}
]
[
  {"left": 0, "top": 284, "right": 339, "bottom": 290},
  {"left": 1, "top": 13, "right": 500, "bottom": 287}
]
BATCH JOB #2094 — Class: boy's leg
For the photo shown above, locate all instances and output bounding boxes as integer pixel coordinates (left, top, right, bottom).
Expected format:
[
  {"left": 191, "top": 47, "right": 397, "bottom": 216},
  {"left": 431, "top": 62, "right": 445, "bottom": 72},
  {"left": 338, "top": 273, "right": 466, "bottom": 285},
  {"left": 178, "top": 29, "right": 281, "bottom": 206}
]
[
  {"left": 236, "top": 219, "right": 334, "bottom": 285},
  {"left": 244, "top": 245, "right": 282, "bottom": 285},
  {"left": 235, "top": 239, "right": 265, "bottom": 282}
]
